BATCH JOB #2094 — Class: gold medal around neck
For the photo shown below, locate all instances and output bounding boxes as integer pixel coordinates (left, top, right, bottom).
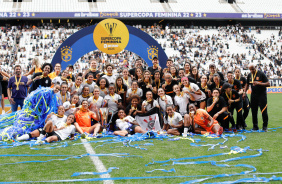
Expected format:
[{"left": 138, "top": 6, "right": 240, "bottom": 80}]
[{"left": 15, "top": 75, "right": 22, "bottom": 90}]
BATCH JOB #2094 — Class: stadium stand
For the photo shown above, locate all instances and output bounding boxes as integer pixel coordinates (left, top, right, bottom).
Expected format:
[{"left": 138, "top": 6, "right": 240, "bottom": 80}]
[
  {"left": 237, "top": 0, "right": 282, "bottom": 13},
  {"left": 169, "top": 0, "right": 236, "bottom": 13},
  {"left": 0, "top": 23, "right": 281, "bottom": 79},
  {"left": 0, "top": 0, "right": 280, "bottom": 13}
]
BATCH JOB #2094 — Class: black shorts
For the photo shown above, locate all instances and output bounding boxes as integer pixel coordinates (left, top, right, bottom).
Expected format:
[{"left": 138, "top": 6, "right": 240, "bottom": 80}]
[
  {"left": 177, "top": 127, "right": 184, "bottom": 134},
  {"left": 46, "top": 131, "right": 62, "bottom": 141},
  {"left": 1, "top": 81, "right": 8, "bottom": 97},
  {"left": 126, "top": 125, "right": 138, "bottom": 135},
  {"left": 53, "top": 132, "right": 62, "bottom": 141}
]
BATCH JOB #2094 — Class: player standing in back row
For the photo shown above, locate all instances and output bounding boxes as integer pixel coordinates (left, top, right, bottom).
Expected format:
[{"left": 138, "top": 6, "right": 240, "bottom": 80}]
[{"left": 245, "top": 63, "right": 270, "bottom": 131}]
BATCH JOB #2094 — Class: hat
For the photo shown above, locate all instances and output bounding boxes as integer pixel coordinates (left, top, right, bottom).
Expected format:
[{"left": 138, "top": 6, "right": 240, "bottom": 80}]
[
  {"left": 67, "top": 64, "right": 74, "bottom": 69},
  {"left": 222, "top": 83, "right": 232, "bottom": 91}
]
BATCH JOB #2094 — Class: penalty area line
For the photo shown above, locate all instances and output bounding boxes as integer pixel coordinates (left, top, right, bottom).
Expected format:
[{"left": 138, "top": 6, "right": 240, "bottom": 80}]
[{"left": 81, "top": 139, "right": 114, "bottom": 184}]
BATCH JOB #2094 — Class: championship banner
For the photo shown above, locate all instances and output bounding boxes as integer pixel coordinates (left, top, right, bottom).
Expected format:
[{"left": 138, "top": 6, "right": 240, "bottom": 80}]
[
  {"left": 51, "top": 18, "right": 168, "bottom": 69},
  {"left": 1, "top": 12, "right": 282, "bottom": 19},
  {"left": 135, "top": 107, "right": 162, "bottom": 132}
]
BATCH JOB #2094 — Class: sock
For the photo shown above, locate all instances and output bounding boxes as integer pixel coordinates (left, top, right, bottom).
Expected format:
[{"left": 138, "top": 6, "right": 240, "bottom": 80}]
[
  {"left": 183, "top": 126, "right": 189, "bottom": 134},
  {"left": 17, "top": 134, "right": 30, "bottom": 141},
  {"left": 37, "top": 134, "right": 45, "bottom": 140}
]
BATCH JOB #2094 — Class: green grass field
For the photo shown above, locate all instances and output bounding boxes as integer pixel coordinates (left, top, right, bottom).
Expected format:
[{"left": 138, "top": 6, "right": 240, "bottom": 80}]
[{"left": 0, "top": 94, "right": 281, "bottom": 184}]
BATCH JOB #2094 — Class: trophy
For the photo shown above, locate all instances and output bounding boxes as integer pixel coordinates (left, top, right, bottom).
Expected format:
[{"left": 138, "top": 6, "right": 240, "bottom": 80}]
[{"left": 100, "top": 107, "right": 109, "bottom": 134}]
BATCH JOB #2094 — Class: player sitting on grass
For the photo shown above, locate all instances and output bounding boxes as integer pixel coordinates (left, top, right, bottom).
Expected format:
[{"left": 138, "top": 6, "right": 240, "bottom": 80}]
[
  {"left": 183, "top": 104, "right": 223, "bottom": 136},
  {"left": 163, "top": 104, "right": 184, "bottom": 136},
  {"left": 17, "top": 114, "right": 76, "bottom": 143},
  {"left": 17, "top": 105, "right": 67, "bottom": 141},
  {"left": 114, "top": 109, "right": 152, "bottom": 137},
  {"left": 74, "top": 100, "right": 101, "bottom": 137}
]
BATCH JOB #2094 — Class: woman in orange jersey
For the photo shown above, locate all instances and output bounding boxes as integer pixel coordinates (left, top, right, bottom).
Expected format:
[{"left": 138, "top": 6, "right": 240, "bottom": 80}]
[
  {"left": 183, "top": 104, "right": 223, "bottom": 136},
  {"left": 75, "top": 100, "right": 101, "bottom": 137}
]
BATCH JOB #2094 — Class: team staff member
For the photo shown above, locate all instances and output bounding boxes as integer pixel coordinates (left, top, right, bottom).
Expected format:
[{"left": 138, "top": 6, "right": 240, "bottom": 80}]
[
  {"left": 235, "top": 68, "right": 250, "bottom": 127},
  {"left": 207, "top": 88, "right": 229, "bottom": 130},
  {"left": 245, "top": 63, "right": 270, "bottom": 131},
  {"left": 8, "top": 65, "right": 29, "bottom": 112}
]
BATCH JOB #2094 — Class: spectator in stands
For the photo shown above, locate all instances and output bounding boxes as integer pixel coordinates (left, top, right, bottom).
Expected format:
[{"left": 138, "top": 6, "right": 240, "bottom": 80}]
[{"left": 8, "top": 65, "right": 29, "bottom": 112}]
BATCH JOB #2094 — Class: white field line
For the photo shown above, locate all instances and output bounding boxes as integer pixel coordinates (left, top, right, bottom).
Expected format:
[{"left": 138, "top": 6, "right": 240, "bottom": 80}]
[{"left": 81, "top": 139, "right": 114, "bottom": 184}]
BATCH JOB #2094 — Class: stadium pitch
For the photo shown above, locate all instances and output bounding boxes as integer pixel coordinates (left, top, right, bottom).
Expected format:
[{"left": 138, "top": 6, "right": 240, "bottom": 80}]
[{"left": 0, "top": 94, "right": 281, "bottom": 184}]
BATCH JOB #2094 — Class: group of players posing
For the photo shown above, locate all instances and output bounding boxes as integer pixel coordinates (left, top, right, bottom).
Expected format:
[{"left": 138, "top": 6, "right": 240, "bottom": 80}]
[{"left": 16, "top": 57, "right": 270, "bottom": 143}]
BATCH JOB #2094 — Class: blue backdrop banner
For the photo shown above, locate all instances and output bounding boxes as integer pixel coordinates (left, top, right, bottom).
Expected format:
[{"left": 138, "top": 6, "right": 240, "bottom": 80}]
[{"left": 51, "top": 18, "right": 168, "bottom": 69}]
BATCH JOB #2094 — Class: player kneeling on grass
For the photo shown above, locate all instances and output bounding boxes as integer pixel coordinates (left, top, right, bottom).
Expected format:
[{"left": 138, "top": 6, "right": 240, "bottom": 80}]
[
  {"left": 163, "top": 105, "right": 184, "bottom": 136},
  {"left": 183, "top": 104, "right": 223, "bottom": 136},
  {"left": 114, "top": 109, "right": 150, "bottom": 137},
  {"left": 17, "top": 114, "right": 76, "bottom": 143}
]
